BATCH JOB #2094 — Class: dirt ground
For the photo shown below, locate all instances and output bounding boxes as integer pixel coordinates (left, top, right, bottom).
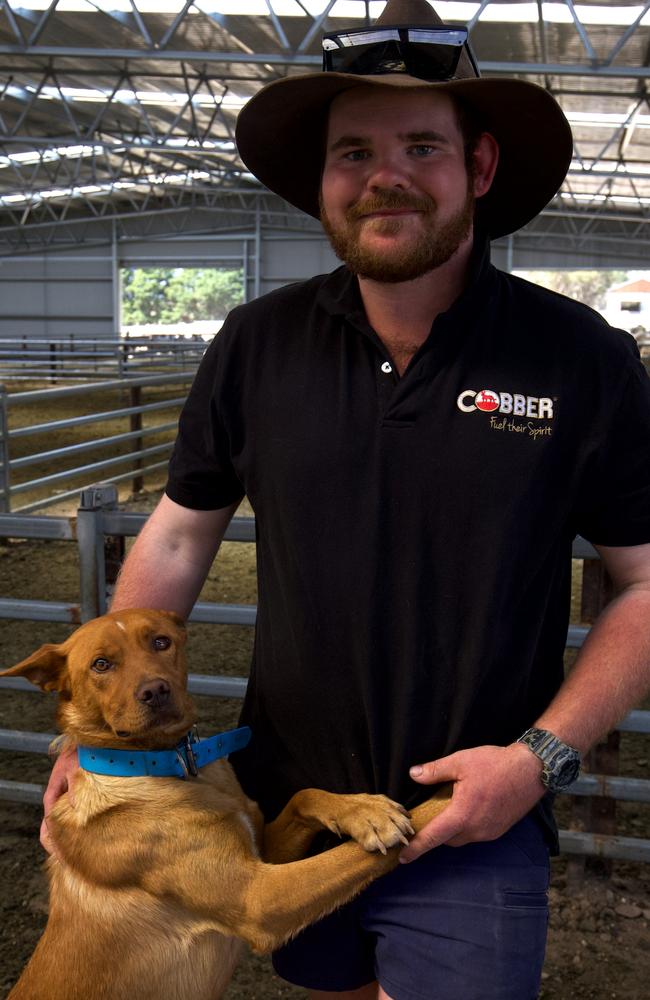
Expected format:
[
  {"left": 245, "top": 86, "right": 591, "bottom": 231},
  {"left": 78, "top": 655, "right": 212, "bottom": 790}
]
[{"left": 0, "top": 487, "right": 649, "bottom": 999}]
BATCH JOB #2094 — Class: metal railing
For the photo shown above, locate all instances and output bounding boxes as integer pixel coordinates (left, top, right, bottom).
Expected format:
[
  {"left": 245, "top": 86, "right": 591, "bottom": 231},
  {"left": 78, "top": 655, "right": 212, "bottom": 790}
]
[
  {"left": 0, "top": 486, "right": 648, "bottom": 863},
  {"left": 0, "top": 373, "right": 194, "bottom": 513},
  {"left": 0, "top": 335, "right": 207, "bottom": 381}
]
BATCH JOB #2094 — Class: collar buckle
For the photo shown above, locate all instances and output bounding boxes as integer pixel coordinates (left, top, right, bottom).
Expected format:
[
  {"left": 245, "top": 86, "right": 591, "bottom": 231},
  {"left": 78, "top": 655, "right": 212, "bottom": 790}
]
[{"left": 176, "top": 731, "right": 199, "bottom": 779}]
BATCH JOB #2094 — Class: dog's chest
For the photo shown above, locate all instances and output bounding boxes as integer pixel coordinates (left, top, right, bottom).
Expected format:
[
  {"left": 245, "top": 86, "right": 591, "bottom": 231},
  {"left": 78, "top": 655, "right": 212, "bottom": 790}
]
[
  {"left": 235, "top": 809, "right": 259, "bottom": 854},
  {"left": 197, "top": 761, "right": 263, "bottom": 854}
]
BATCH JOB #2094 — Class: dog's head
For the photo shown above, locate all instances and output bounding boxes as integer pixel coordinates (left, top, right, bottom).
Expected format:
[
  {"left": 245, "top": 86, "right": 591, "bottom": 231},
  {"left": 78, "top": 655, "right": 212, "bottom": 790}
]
[{"left": 1, "top": 609, "right": 196, "bottom": 749}]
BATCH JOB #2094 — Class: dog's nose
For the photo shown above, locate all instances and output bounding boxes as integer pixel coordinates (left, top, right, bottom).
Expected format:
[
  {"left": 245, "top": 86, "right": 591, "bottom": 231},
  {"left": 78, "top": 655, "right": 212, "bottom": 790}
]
[{"left": 136, "top": 678, "right": 171, "bottom": 709}]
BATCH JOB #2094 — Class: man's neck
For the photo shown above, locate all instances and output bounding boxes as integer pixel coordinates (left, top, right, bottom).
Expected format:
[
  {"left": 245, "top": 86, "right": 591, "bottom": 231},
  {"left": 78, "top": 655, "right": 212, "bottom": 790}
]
[{"left": 357, "top": 235, "right": 475, "bottom": 376}]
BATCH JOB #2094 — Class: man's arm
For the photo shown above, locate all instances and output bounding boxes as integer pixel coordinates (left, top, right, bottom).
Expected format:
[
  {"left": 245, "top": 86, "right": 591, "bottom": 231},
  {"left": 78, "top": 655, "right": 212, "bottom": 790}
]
[
  {"left": 111, "top": 493, "right": 240, "bottom": 616},
  {"left": 399, "top": 542, "right": 650, "bottom": 862}
]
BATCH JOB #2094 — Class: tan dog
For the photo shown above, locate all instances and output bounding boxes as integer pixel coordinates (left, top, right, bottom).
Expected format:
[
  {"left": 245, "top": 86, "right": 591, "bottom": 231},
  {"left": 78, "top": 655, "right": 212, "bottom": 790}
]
[{"left": 1, "top": 609, "right": 450, "bottom": 1000}]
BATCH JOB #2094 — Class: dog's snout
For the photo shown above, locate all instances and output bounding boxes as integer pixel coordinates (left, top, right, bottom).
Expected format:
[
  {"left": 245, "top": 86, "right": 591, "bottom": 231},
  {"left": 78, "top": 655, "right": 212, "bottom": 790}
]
[{"left": 136, "top": 678, "right": 171, "bottom": 709}]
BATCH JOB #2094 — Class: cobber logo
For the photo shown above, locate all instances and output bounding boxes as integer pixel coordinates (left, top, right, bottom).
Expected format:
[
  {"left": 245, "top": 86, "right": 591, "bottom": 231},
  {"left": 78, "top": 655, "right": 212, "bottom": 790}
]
[{"left": 457, "top": 389, "right": 554, "bottom": 420}]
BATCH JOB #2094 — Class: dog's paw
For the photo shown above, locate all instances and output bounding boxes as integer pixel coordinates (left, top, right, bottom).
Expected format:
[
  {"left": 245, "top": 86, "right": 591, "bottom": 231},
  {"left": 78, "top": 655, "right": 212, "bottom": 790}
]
[{"left": 325, "top": 794, "right": 415, "bottom": 854}]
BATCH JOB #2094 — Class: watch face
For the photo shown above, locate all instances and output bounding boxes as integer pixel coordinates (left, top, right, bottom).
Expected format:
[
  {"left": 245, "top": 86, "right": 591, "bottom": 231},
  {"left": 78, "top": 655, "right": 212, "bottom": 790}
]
[{"left": 552, "top": 756, "right": 581, "bottom": 790}]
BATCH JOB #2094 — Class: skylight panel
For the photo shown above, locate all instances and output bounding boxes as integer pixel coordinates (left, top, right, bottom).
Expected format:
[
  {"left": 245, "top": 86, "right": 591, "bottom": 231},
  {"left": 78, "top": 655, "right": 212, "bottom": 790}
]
[
  {"left": 8, "top": 0, "right": 650, "bottom": 23},
  {"left": 7, "top": 82, "right": 249, "bottom": 108}
]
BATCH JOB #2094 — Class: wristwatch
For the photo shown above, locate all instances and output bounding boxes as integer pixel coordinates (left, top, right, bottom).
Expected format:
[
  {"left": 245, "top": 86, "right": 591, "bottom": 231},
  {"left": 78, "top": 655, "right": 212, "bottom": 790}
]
[{"left": 516, "top": 727, "right": 581, "bottom": 792}]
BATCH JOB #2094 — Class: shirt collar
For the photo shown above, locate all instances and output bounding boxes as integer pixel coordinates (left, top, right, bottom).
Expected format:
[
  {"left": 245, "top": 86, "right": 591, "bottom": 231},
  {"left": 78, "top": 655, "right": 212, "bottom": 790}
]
[{"left": 315, "top": 234, "right": 495, "bottom": 327}]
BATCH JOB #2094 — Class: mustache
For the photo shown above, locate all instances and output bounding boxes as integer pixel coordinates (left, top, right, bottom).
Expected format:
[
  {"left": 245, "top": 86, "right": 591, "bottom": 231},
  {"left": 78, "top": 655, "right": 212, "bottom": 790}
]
[{"left": 345, "top": 190, "right": 436, "bottom": 221}]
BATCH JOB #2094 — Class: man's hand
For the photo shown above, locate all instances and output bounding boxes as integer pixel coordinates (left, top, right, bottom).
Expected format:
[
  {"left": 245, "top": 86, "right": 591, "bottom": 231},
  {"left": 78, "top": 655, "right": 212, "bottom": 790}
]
[
  {"left": 399, "top": 743, "right": 545, "bottom": 863},
  {"left": 40, "top": 746, "right": 78, "bottom": 855}
]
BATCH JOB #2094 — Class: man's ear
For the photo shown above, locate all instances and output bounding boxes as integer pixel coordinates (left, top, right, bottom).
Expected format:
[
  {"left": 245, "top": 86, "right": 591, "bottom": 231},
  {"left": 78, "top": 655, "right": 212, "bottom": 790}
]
[
  {"left": 0, "top": 645, "right": 69, "bottom": 692},
  {"left": 471, "top": 132, "right": 499, "bottom": 199}
]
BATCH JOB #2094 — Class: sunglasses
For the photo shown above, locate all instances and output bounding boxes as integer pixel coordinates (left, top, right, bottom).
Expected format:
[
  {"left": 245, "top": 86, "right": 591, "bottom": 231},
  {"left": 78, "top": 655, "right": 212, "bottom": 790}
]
[{"left": 322, "top": 25, "right": 479, "bottom": 82}]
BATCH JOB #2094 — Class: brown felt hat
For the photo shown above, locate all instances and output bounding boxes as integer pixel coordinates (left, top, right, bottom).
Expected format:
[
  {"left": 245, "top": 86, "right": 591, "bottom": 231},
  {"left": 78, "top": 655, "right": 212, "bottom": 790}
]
[{"left": 235, "top": 0, "right": 573, "bottom": 239}]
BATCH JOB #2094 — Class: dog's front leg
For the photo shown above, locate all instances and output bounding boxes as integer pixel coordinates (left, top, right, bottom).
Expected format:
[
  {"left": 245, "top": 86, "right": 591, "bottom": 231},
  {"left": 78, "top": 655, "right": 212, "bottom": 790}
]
[
  {"left": 225, "top": 836, "right": 401, "bottom": 952},
  {"left": 140, "top": 788, "right": 452, "bottom": 955},
  {"left": 262, "top": 789, "right": 413, "bottom": 864},
  {"left": 244, "top": 789, "right": 453, "bottom": 951}
]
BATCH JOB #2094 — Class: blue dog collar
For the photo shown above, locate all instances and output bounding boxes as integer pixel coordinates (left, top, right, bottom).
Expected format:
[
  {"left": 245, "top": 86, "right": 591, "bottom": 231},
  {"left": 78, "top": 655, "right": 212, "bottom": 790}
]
[{"left": 78, "top": 726, "right": 252, "bottom": 779}]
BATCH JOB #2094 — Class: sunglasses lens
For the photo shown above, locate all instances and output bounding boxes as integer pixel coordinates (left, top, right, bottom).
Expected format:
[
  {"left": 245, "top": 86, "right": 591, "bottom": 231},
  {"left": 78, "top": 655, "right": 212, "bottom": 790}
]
[{"left": 322, "top": 26, "right": 475, "bottom": 81}]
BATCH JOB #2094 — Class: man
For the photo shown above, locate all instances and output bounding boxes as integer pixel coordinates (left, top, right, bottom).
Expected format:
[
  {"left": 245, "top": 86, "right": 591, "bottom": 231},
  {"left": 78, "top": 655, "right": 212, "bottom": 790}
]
[{"left": 45, "top": 2, "right": 650, "bottom": 997}]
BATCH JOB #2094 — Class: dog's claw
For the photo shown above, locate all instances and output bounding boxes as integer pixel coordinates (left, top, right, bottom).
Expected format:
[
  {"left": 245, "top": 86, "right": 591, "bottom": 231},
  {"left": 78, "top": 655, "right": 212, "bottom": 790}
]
[{"left": 329, "top": 794, "right": 418, "bottom": 853}]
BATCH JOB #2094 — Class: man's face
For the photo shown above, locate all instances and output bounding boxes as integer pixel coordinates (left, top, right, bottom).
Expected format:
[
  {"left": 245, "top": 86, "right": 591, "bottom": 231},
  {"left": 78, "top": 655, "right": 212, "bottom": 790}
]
[{"left": 320, "top": 87, "right": 478, "bottom": 283}]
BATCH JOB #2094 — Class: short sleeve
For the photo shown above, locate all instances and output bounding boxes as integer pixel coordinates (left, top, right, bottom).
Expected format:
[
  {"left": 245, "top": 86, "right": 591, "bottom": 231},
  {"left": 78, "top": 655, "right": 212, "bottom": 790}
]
[
  {"left": 165, "top": 329, "right": 245, "bottom": 511},
  {"left": 576, "top": 354, "right": 650, "bottom": 547}
]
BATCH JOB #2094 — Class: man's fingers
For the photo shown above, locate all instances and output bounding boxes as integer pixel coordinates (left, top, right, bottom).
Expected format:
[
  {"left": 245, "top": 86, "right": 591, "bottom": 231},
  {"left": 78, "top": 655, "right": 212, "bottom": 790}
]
[
  {"left": 39, "top": 818, "right": 53, "bottom": 854},
  {"left": 44, "top": 747, "right": 78, "bottom": 808},
  {"left": 409, "top": 752, "right": 460, "bottom": 786},
  {"left": 40, "top": 747, "right": 78, "bottom": 855},
  {"left": 399, "top": 808, "right": 465, "bottom": 863}
]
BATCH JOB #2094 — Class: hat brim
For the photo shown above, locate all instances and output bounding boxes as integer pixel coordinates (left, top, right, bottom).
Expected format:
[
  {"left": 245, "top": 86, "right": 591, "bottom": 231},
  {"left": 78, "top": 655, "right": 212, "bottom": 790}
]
[{"left": 235, "top": 73, "right": 573, "bottom": 240}]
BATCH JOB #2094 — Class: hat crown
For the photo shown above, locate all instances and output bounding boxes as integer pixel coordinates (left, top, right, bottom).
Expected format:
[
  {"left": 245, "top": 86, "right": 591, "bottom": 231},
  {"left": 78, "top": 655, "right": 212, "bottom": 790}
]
[
  {"left": 376, "top": 0, "right": 444, "bottom": 27},
  {"left": 374, "top": 0, "right": 478, "bottom": 80}
]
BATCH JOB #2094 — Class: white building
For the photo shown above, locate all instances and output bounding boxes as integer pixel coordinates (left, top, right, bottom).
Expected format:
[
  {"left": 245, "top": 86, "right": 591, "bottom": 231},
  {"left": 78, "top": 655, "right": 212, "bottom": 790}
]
[{"left": 604, "top": 279, "right": 650, "bottom": 335}]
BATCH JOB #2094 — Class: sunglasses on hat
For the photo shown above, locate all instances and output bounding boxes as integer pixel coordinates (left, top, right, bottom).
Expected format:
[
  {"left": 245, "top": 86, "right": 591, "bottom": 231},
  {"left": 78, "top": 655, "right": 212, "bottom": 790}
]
[{"left": 322, "top": 25, "right": 479, "bottom": 82}]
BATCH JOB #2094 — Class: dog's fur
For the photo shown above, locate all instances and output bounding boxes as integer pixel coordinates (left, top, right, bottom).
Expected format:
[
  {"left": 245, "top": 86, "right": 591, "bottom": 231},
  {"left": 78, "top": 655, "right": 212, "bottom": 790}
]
[{"left": 1, "top": 609, "right": 450, "bottom": 1000}]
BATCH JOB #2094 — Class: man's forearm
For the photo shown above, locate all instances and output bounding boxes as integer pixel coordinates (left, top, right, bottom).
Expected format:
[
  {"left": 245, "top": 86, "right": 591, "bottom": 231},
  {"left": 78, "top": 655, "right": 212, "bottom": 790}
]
[
  {"left": 401, "top": 574, "right": 650, "bottom": 859},
  {"left": 111, "top": 533, "right": 209, "bottom": 618},
  {"left": 110, "top": 494, "right": 238, "bottom": 619},
  {"left": 534, "top": 585, "right": 650, "bottom": 754}
]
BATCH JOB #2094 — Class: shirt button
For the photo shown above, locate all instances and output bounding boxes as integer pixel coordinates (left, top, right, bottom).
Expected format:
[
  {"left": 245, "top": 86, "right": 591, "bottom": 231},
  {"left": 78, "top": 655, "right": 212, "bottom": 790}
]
[{"left": 381, "top": 361, "right": 393, "bottom": 374}]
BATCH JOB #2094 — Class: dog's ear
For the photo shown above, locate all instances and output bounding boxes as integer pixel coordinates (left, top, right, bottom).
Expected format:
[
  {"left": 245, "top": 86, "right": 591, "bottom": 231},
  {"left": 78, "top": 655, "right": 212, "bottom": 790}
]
[{"left": 0, "top": 644, "right": 68, "bottom": 692}]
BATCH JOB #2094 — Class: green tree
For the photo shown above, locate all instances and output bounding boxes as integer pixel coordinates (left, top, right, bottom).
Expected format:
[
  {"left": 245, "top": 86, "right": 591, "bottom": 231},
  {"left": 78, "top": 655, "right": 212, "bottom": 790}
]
[
  {"left": 522, "top": 270, "right": 628, "bottom": 311},
  {"left": 121, "top": 267, "right": 244, "bottom": 325},
  {"left": 122, "top": 268, "right": 174, "bottom": 324}
]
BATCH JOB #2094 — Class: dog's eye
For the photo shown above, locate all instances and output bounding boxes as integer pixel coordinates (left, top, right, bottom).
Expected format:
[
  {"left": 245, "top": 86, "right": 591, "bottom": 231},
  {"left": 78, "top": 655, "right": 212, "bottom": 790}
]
[
  {"left": 91, "top": 658, "right": 113, "bottom": 673},
  {"left": 152, "top": 635, "right": 171, "bottom": 651}
]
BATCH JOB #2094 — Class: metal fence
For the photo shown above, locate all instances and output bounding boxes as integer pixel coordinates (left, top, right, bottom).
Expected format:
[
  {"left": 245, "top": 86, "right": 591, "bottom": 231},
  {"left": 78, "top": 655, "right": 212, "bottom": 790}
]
[
  {"left": 0, "top": 484, "right": 649, "bottom": 864},
  {"left": 0, "top": 373, "right": 194, "bottom": 513},
  {"left": 0, "top": 336, "right": 206, "bottom": 382}
]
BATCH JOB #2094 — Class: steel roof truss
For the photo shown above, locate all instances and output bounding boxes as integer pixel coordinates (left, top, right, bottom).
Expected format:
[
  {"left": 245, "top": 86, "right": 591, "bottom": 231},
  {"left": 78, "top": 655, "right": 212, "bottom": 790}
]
[
  {"left": 563, "top": 0, "right": 597, "bottom": 65},
  {"left": 265, "top": 0, "right": 291, "bottom": 52},
  {"left": 603, "top": 2, "right": 650, "bottom": 69},
  {"left": 83, "top": 0, "right": 152, "bottom": 47},
  {"left": 22, "top": 0, "right": 59, "bottom": 47},
  {"left": 0, "top": 0, "right": 26, "bottom": 45},
  {"left": 588, "top": 99, "right": 644, "bottom": 172},
  {"left": 49, "top": 71, "right": 83, "bottom": 137},
  {"left": 127, "top": 84, "right": 158, "bottom": 140},
  {"left": 297, "top": 0, "right": 337, "bottom": 56},
  {"left": 158, "top": 0, "right": 194, "bottom": 51},
  {"left": 166, "top": 64, "right": 204, "bottom": 139},
  {"left": 82, "top": 72, "right": 129, "bottom": 138},
  {"left": 467, "top": 0, "right": 492, "bottom": 33},
  {"left": 11, "top": 76, "right": 48, "bottom": 134}
]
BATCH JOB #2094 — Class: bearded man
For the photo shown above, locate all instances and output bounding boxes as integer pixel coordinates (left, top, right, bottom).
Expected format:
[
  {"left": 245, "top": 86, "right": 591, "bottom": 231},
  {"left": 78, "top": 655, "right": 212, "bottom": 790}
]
[{"left": 44, "top": 2, "right": 650, "bottom": 998}]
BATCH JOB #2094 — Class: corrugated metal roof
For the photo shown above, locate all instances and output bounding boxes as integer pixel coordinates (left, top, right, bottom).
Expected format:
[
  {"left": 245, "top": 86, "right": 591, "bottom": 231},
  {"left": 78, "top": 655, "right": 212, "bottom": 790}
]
[{"left": 0, "top": 0, "right": 648, "bottom": 248}]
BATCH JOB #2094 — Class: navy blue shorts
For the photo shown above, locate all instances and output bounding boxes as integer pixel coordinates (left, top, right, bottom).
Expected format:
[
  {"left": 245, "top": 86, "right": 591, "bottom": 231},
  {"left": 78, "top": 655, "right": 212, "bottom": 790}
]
[{"left": 272, "top": 815, "right": 550, "bottom": 1000}]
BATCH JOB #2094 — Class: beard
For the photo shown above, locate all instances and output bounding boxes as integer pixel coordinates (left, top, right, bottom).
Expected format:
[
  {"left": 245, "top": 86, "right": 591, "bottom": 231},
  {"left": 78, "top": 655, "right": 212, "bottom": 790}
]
[{"left": 320, "top": 187, "right": 475, "bottom": 283}]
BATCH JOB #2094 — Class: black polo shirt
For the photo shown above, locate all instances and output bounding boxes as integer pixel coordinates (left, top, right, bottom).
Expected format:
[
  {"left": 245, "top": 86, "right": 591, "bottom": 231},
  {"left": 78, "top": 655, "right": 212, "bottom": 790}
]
[{"left": 166, "top": 244, "right": 650, "bottom": 825}]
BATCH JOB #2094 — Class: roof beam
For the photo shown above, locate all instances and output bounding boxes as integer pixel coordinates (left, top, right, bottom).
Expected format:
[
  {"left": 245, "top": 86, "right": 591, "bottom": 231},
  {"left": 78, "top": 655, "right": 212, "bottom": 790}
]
[{"left": 0, "top": 48, "right": 648, "bottom": 79}]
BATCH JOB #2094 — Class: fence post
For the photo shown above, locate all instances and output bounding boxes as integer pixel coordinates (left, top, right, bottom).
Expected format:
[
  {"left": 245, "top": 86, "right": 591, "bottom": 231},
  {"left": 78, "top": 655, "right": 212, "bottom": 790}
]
[
  {"left": 0, "top": 384, "right": 10, "bottom": 513},
  {"left": 77, "top": 483, "right": 124, "bottom": 621},
  {"left": 129, "top": 384, "right": 144, "bottom": 494}
]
